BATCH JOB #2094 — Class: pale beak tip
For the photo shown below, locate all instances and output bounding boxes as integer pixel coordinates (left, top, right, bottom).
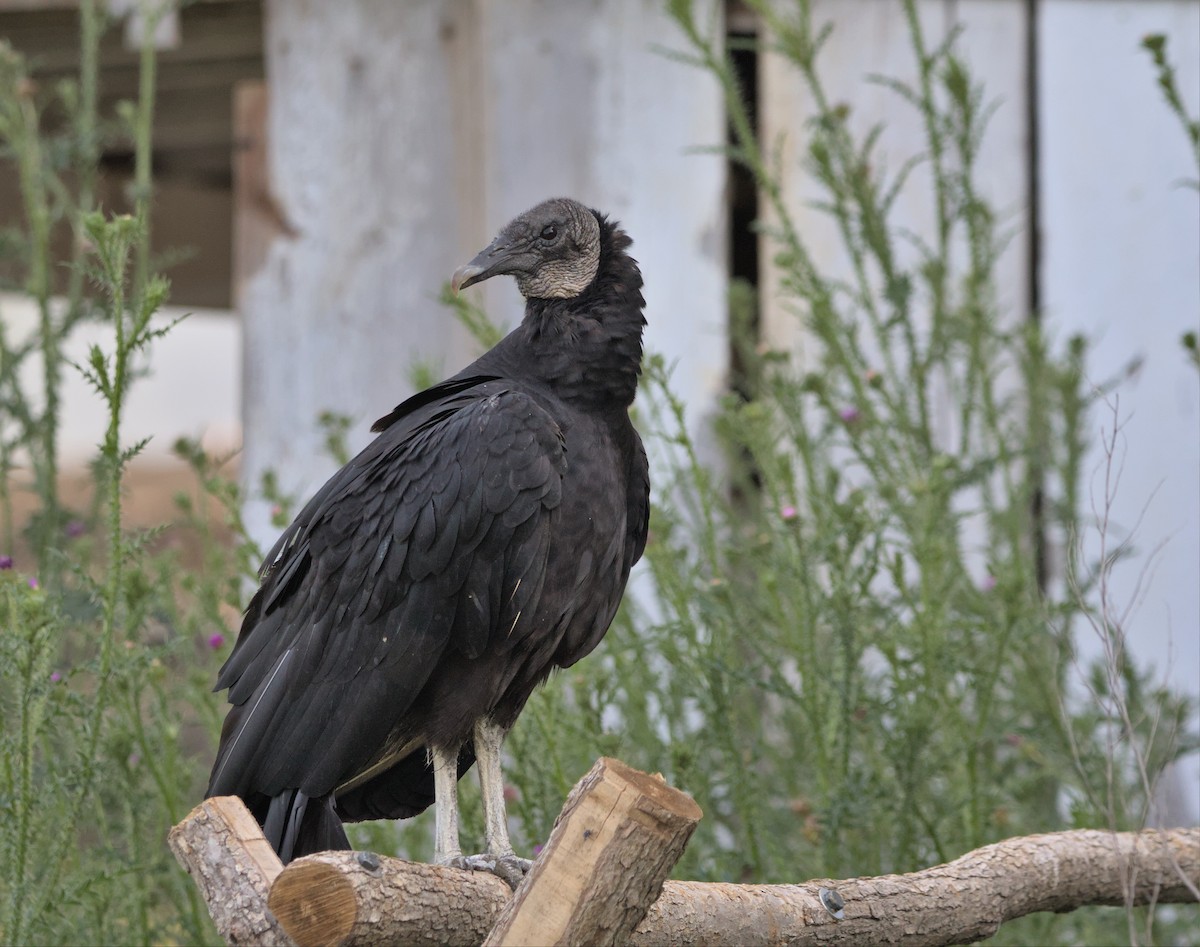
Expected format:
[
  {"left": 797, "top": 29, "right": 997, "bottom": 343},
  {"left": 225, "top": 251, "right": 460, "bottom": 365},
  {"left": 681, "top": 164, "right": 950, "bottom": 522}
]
[{"left": 451, "top": 264, "right": 484, "bottom": 295}]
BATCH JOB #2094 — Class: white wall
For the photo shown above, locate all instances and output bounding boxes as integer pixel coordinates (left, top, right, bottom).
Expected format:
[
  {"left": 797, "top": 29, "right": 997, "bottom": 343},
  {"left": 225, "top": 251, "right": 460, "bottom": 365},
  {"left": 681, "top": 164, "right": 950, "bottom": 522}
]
[
  {"left": 0, "top": 294, "right": 239, "bottom": 468},
  {"left": 241, "top": 0, "right": 469, "bottom": 544},
  {"left": 1041, "top": 0, "right": 1200, "bottom": 822}
]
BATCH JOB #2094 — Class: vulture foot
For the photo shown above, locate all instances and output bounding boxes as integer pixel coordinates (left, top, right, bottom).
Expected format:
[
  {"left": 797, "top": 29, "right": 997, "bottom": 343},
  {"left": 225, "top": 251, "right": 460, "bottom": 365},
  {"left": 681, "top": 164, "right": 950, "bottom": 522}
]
[{"left": 449, "top": 852, "right": 533, "bottom": 890}]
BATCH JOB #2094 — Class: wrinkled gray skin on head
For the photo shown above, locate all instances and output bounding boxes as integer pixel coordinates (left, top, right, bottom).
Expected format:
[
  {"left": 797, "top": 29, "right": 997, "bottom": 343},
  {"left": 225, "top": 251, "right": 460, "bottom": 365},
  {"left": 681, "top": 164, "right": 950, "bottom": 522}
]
[{"left": 452, "top": 198, "right": 602, "bottom": 300}]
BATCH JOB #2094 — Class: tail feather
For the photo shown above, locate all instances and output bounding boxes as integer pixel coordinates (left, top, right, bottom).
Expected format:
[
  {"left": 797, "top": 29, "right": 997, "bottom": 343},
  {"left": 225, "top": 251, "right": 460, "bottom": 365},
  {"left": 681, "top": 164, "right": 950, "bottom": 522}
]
[{"left": 263, "top": 789, "right": 350, "bottom": 864}]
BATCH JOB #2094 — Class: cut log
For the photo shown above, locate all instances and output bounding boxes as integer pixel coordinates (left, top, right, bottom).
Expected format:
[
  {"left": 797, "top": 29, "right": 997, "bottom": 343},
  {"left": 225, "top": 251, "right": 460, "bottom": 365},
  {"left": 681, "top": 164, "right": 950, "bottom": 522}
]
[
  {"left": 482, "top": 757, "right": 704, "bottom": 947},
  {"left": 268, "top": 855, "right": 510, "bottom": 947},
  {"left": 167, "top": 795, "right": 293, "bottom": 946}
]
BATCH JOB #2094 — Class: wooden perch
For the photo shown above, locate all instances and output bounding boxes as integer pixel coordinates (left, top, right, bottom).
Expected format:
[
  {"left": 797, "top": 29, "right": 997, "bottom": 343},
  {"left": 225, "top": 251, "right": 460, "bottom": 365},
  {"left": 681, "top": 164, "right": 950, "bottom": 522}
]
[
  {"left": 167, "top": 795, "right": 292, "bottom": 946},
  {"left": 633, "top": 827, "right": 1200, "bottom": 946},
  {"left": 258, "top": 758, "right": 703, "bottom": 947},
  {"left": 171, "top": 762, "right": 1200, "bottom": 947},
  {"left": 269, "top": 856, "right": 508, "bottom": 947},
  {"left": 483, "top": 757, "right": 703, "bottom": 946}
]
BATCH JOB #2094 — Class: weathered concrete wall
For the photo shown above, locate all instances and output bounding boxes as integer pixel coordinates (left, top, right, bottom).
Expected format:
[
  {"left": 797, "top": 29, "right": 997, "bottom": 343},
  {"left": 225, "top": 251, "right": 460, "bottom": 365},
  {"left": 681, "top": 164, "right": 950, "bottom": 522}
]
[
  {"left": 241, "top": 0, "right": 727, "bottom": 545},
  {"left": 1040, "top": 0, "right": 1200, "bottom": 821},
  {"left": 241, "top": 0, "right": 466, "bottom": 540}
]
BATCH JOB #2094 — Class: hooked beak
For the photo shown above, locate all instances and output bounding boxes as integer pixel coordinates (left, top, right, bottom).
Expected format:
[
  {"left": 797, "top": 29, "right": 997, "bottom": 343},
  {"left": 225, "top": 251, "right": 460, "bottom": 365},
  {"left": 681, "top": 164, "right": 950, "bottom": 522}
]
[
  {"left": 451, "top": 238, "right": 524, "bottom": 294},
  {"left": 450, "top": 259, "right": 487, "bottom": 294}
]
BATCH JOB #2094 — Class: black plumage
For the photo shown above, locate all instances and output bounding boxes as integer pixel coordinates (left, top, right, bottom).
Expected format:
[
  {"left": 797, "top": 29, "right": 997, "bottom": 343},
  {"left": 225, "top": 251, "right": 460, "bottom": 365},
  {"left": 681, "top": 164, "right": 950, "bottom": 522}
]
[{"left": 207, "top": 198, "right": 648, "bottom": 872}]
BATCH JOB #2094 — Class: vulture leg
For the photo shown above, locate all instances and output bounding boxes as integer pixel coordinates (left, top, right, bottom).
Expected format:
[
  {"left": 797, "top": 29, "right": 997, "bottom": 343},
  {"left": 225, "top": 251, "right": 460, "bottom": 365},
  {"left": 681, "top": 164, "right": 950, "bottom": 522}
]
[
  {"left": 432, "top": 744, "right": 463, "bottom": 864},
  {"left": 476, "top": 716, "right": 513, "bottom": 857},
  {"left": 441, "top": 718, "right": 531, "bottom": 889},
  {"left": 477, "top": 718, "right": 532, "bottom": 865}
]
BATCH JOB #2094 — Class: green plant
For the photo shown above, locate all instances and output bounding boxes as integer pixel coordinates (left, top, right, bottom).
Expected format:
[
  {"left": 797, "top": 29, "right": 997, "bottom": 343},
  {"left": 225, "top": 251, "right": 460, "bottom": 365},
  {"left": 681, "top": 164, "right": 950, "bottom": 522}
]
[
  {"left": 1141, "top": 32, "right": 1200, "bottom": 378},
  {"left": 1141, "top": 33, "right": 1200, "bottom": 187},
  {"left": 0, "top": 5, "right": 243, "bottom": 943},
  {"left": 506, "top": 4, "right": 1197, "bottom": 944}
]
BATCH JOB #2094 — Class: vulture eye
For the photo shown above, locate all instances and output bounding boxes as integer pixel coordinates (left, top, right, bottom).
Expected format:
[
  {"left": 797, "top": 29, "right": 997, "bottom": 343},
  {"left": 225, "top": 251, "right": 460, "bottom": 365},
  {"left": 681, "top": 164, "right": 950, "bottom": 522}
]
[{"left": 539, "top": 225, "right": 558, "bottom": 241}]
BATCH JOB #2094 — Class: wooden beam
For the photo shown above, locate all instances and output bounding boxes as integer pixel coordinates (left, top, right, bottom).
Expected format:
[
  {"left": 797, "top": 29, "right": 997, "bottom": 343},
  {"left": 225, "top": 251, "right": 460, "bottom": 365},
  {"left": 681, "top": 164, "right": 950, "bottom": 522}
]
[
  {"left": 232, "top": 78, "right": 291, "bottom": 309},
  {"left": 483, "top": 757, "right": 703, "bottom": 947},
  {"left": 167, "top": 795, "right": 293, "bottom": 946}
]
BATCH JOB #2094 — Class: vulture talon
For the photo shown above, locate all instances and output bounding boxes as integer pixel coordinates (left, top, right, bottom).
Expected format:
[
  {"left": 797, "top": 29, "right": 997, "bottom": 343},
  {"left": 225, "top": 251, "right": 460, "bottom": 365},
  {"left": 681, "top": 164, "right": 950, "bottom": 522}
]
[{"left": 450, "top": 853, "right": 532, "bottom": 890}]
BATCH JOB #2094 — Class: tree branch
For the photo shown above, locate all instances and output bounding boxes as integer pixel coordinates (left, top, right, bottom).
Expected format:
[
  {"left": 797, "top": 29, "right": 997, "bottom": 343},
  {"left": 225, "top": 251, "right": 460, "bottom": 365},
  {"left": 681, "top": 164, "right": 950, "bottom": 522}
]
[{"left": 634, "top": 827, "right": 1199, "bottom": 946}]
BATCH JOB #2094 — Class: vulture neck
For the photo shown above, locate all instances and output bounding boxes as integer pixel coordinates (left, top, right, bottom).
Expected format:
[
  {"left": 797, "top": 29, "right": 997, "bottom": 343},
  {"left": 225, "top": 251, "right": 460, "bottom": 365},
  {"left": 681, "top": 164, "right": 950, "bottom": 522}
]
[{"left": 516, "top": 218, "right": 646, "bottom": 410}]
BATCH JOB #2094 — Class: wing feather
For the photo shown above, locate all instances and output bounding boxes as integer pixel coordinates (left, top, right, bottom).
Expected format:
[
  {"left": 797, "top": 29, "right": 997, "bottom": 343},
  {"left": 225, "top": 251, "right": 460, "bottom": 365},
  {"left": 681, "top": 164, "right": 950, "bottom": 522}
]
[{"left": 208, "top": 382, "right": 567, "bottom": 801}]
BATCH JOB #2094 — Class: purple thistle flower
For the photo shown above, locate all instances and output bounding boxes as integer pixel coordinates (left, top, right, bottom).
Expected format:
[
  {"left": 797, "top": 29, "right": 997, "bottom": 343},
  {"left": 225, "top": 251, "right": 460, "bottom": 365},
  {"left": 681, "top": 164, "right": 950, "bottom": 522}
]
[
  {"left": 0, "top": 555, "right": 12, "bottom": 570},
  {"left": 50, "top": 671, "right": 62, "bottom": 683},
  {"left": 208, "top": 633, "right": 226, "bottom": 650},
  {"left": 65, "top": 519, "right": 86, "bottom": 538},
  {"left": 27, "top": 577, "right": 38, "bottom": 590},
  {"left": 780, "top": 505, "right": 798, "bottom": 522},
  {"left": 838, "top": 406, "right": 861, "bottom": 424}
]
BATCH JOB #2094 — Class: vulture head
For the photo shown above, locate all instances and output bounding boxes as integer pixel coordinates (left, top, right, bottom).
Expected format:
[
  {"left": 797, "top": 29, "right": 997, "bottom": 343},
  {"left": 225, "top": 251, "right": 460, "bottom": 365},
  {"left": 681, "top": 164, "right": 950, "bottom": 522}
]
[{"left": 451, "top": 198, "right": 602, "bottom": 300}]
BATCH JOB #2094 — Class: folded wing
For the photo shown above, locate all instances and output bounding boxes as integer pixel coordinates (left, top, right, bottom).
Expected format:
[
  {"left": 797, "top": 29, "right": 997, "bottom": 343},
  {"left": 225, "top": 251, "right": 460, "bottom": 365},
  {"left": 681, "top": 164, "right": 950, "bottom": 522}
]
[{"left": 207, "top": 380, "right": 567, "bottom": 807}]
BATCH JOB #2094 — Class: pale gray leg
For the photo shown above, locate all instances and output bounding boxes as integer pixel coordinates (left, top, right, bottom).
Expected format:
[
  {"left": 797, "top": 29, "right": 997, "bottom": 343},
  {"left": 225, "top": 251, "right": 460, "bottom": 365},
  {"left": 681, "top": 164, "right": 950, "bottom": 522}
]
[
  {"left": 475, "top": 716, "right": 516, "bottom": 858},
  {"left": 432, "top": 744, "right": 462, "bottom": 864},
  {"left": 447, "top": 718, "right": 532, "bottom": 889}
]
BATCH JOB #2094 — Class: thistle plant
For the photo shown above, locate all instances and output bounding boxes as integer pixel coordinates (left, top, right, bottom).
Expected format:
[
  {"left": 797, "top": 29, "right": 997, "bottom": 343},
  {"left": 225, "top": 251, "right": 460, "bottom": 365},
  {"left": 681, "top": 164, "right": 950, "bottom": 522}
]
[
  {"left": 498, "top": 4, "right": 1196, "bottom": 944},
  {"left": 0, "top": 5, "right": 240, "bottom": 943},
  {"left": 1141, "top": 32, "right": 1200, "bottom": 379},
  {"left": 1141, "top": 33, "right": 1200, "bottom": 187}
]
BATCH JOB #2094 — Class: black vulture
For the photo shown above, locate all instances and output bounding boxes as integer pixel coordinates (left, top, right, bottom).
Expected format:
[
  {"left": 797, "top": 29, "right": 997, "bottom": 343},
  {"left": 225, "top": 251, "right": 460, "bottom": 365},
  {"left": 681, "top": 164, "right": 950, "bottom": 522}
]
[{"left": 206, "top": 197, "right": 649, "bottom": 883}]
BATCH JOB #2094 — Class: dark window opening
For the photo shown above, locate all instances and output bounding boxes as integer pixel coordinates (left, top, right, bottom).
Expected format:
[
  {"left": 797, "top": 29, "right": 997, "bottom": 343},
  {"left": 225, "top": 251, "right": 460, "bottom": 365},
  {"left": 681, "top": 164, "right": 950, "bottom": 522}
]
[
  {"left": 726, "top": 1, "right": 761, "bottom": 407},
  {"left": 0, "top": 0, "right": 264, "bottom": 310},
  {"left": 725, "top": 1, "right": 765, "bottom": 504}
]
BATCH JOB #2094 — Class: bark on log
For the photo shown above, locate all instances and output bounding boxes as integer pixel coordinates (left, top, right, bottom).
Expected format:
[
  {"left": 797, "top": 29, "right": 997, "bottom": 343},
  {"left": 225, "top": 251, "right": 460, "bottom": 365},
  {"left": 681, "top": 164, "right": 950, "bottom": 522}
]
[
  {"left": 167, "top": 796, "right": 293, "bottom": 946},
  {"left": 255, "top": 827, "right": 1198, "bottom": 947},
  {"left": 633, "top": 827, "right": 1200, "bottom": 946},
  {"left": 483, "top": 757, "right": 704, "bottom": 947},
  {"left": 268, "top": 855, "right": 510, "bottom": 947}
]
